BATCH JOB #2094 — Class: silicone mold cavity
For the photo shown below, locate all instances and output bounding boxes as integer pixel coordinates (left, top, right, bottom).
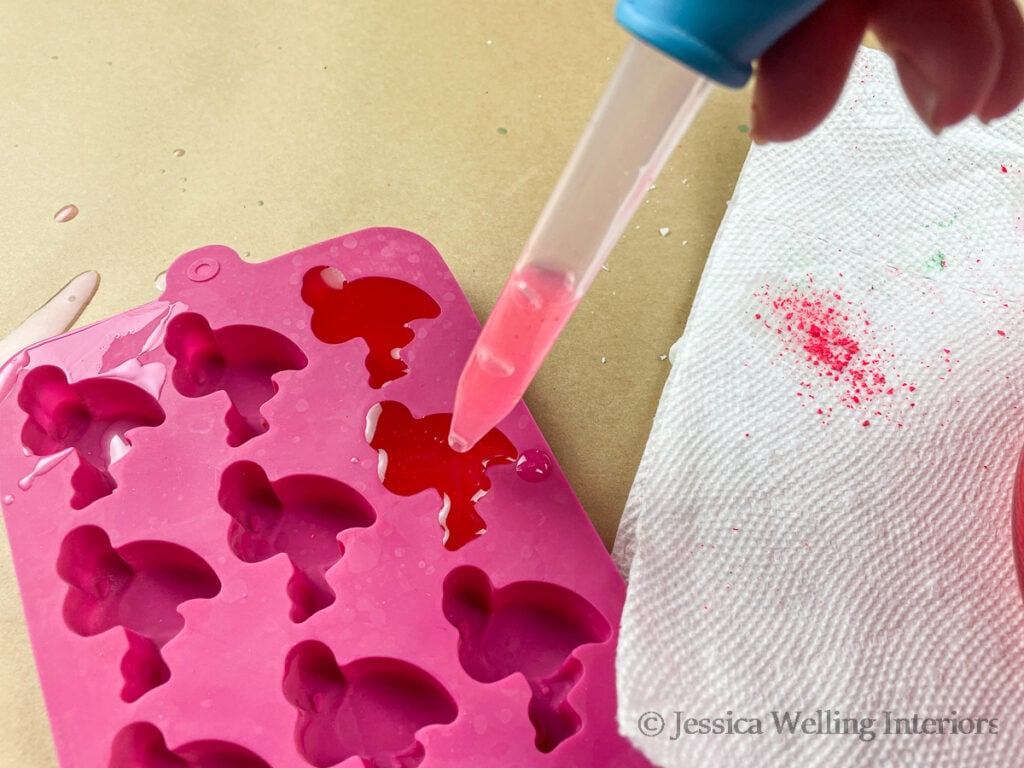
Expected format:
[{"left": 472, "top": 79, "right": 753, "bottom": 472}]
[
  {"left": 219, "top": 461, "right": 376, "bottom": 623},
  {"left": 165, "top": 312, "right": 307, "bottom": 446},
  {"left": 367, "top": 401, "right": 515, "bottom": 550},
  {"left": 110, "top": 722, "right": 271, "bottom": 768},
  {"left": 58, "top": 525, "right": 221, "bottom": 702},
  {"left": 18, "top": 366, "right": 165, "bottom": 508},
  {"left": 443, "top": 566, "right": 611, "bottom": 752},
  {"left": 283, "top": 640, "right": 457, "bottom": 768},
  {"left": 301, "top": 266, "right": 440, "bottom": 388}
]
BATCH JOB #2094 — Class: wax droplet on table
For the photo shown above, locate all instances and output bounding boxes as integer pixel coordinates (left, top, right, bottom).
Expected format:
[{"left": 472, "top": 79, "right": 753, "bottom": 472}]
[
  {"left": 515, "top": 449, "right": 552, "bottom": 482},
  {"left": 54, "top": 204, "right": 79, "bottom": 223},
  {"left": 2, "top": 495, "right": 13, "bottom": 506},
  {"left": 172, "top": 148, "right": 186, "bottom": 157}
]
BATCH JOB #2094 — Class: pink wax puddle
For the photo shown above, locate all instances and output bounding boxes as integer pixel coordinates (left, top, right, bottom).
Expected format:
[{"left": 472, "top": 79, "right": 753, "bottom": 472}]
[{"left": 450, "top": 265, "right": 580, "bottom": 452}]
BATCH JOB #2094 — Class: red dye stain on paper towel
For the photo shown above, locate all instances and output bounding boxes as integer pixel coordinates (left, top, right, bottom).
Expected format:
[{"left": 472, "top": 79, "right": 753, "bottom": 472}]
[{"left": 755, "top": 278, "right": 912, "bottom": 425}]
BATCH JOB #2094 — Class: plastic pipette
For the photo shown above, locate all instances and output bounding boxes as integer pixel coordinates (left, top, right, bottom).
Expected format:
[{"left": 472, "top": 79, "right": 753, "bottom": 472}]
[{"left": 449, "top": 0, "right": 827, "bottom": 452}]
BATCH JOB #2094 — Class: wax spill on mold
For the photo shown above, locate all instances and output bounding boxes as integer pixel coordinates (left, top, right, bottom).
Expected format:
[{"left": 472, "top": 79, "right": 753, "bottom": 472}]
[
  {"left": 17, "top": 367, "right": 166, "bottom": 507},
  {"left": 367, "top": 402, "right": 515, "bottom": 550},
  {"left": 756, "top": 278, "right": 912, "bottom": 425},
  {"left": 18, "top": 448, "right": 75, "bottom": 491}
]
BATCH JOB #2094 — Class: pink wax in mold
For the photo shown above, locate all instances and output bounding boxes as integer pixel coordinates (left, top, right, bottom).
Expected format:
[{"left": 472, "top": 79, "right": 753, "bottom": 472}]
[{"left": 449, "top": 265, "right": 580, "bottom": 452}]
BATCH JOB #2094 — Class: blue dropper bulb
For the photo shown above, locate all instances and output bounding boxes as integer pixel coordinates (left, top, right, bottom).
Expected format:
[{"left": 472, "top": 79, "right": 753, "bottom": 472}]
[{"left": 616, "top": 0, "right": 828, "bottom": 87}]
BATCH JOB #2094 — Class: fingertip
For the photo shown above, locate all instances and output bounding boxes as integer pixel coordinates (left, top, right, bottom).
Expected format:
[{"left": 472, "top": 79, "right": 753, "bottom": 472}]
[
  {"left": 977, "top": 0, "right": 1024, "bottom": 122},
  {"left": 751, "top": 0, "right": 869, "bottom": 143},
  {"left": 872, "top": 0, "right": 1003, "bottom": 132}
]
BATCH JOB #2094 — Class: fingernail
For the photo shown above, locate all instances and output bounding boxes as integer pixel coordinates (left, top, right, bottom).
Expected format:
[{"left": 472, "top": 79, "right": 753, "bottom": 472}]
[{"left": 892, "top": 53, "right": 941, "bottom": 134}]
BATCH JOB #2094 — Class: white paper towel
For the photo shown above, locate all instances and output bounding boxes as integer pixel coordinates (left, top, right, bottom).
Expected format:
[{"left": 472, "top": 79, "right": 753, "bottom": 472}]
[{"left": 614, "top": 47, "right": 1024, "bottom": 768}]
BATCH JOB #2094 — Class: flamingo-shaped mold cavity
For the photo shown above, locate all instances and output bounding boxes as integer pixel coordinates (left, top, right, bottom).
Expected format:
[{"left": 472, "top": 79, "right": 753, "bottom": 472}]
[
  {"left": 442, "top": 565, "right": 611, "bottom": 753},
  {"left": 283, "top": 640, "right": 457, "bottom": 768},
  {"left": 109, "top": 721, "right": 272, "bottom": 768},
  {"left": 18, "top": 365, "right": 165, "bottom": 508},
  {"left": 164, "top": 312, "right": 307, "bottom": 446},
  {"left": 218, "top": 461, "right": 376, "bottom": 623},
  {"left": 366, "top": 401, "right": 515, "bottom": 550},
  {"left": 58, "top": 525, "right": 221, "bottom": 702},
  {"left": 300, "top": 266, "right": 440, "bottom": 389}
]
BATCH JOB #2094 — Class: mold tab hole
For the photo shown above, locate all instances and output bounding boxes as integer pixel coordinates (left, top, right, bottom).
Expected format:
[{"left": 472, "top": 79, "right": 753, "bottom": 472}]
[
  {"left": 366, "top": 402, "right": 515, "bottom": 550},
  {"left": 442, "top": 566, "right": 611, "bottom": 753},
  {"left": 283, "top": 640, "right": 457, "bottom": 768},
  {"left": 18, "top": 366, "right": 166, "bottom": 509},
  {"left": 110, "top": 721, "right": 272, "bottom": 768},
  {"left": 58, "top": 526, "right": 221, "bottom": 702},
  {"left": 219, "top": 461, "right": 376, "bottom": 623},
  {"left": 165, "top": 313, "right": 307, "bottom": 446},
  {"left": 300, "top": 266, "right": 440, "bottom": 389}
]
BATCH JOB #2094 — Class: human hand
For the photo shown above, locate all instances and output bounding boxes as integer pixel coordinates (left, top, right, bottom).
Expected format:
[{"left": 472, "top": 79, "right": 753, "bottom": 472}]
[
  {"left": 752, "top": 0, "right": 1024, "bottom": 142},
  {"left": 0, "top": 272, "right": 99, "bottom": 366}
]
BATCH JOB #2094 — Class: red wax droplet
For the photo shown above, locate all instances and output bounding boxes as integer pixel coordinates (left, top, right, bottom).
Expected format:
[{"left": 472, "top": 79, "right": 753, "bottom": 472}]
[
  {"left": 515, "top": 449, "right": 552, "bottom": 482},
  {"left": 302, "top": 267, "right": 440, "bottom": 388},
  {"left": 369, "top": 402, "right": 515, "bottom": 550}
]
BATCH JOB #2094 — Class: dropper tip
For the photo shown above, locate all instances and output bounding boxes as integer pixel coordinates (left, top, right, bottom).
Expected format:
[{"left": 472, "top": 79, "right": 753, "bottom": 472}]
[{"left": 447, "top": 429, "right": 474, "bottom": 454}]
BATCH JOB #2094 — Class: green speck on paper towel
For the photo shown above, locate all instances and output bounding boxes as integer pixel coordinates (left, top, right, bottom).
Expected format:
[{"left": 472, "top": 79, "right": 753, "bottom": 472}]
[
  {"left": 257, "top": 200, "right": 264, "bottom": 206},
  {"left": 497, "top": 127, "right": 508, "bottom": 135},
  {"left": 926, "top": 212, "right": 958, "bottom": 229},
  {"left": 925, "top": 251, "right": 947, "bottom": 271},
  {"left": 738, "top": 124, "right": 749, "bottom": 133}
]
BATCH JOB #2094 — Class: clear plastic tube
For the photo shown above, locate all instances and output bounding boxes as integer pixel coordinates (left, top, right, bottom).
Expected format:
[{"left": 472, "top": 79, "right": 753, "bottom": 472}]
[{"left": 449, "top": 40, "right": 712, "bottom": 452}]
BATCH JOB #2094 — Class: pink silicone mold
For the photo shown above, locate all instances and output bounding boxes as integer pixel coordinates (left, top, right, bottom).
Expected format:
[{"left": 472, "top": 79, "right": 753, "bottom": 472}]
[{"left": 0, "top": 228, "right": 652, "bottom": 767}]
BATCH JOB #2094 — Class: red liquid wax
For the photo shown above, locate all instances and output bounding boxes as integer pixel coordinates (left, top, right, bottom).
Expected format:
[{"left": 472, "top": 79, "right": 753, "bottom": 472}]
[
  {"left": 369, "top": 402, "right": 515, "bottom": 550},
  {"left": 301, "top": 267, "right": 440, "bottom": 389},
  {"left": 449, "top": 266, "right": 580, "bottom": 451}
]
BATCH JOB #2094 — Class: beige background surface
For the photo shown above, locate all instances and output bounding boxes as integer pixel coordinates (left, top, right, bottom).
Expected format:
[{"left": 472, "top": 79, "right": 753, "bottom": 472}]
[{"left": 0, "top": 1, "right": 753, "bottom": 764}]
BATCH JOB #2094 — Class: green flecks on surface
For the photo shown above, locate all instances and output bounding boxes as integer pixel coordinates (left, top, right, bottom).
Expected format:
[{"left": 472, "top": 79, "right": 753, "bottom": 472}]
[
  {"left": 926, "top": 212, "right": 959, "bottom": 229},
  {"left": 497, "top": 127, "right": 508, "bottom": 135},
  {"left": 738, "top": 124, "right": 749, "bottom": 133},
  {"left": 257, "top": 200, "right": 264, "bottom": 206},
  {"left": 925, "top": 251, "right": 947, "bottom": 271}
]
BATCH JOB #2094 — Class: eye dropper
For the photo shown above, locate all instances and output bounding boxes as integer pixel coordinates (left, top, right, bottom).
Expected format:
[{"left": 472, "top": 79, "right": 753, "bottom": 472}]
[{"left": 448, "top": 0, "right": 828, "bottom": 453}]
